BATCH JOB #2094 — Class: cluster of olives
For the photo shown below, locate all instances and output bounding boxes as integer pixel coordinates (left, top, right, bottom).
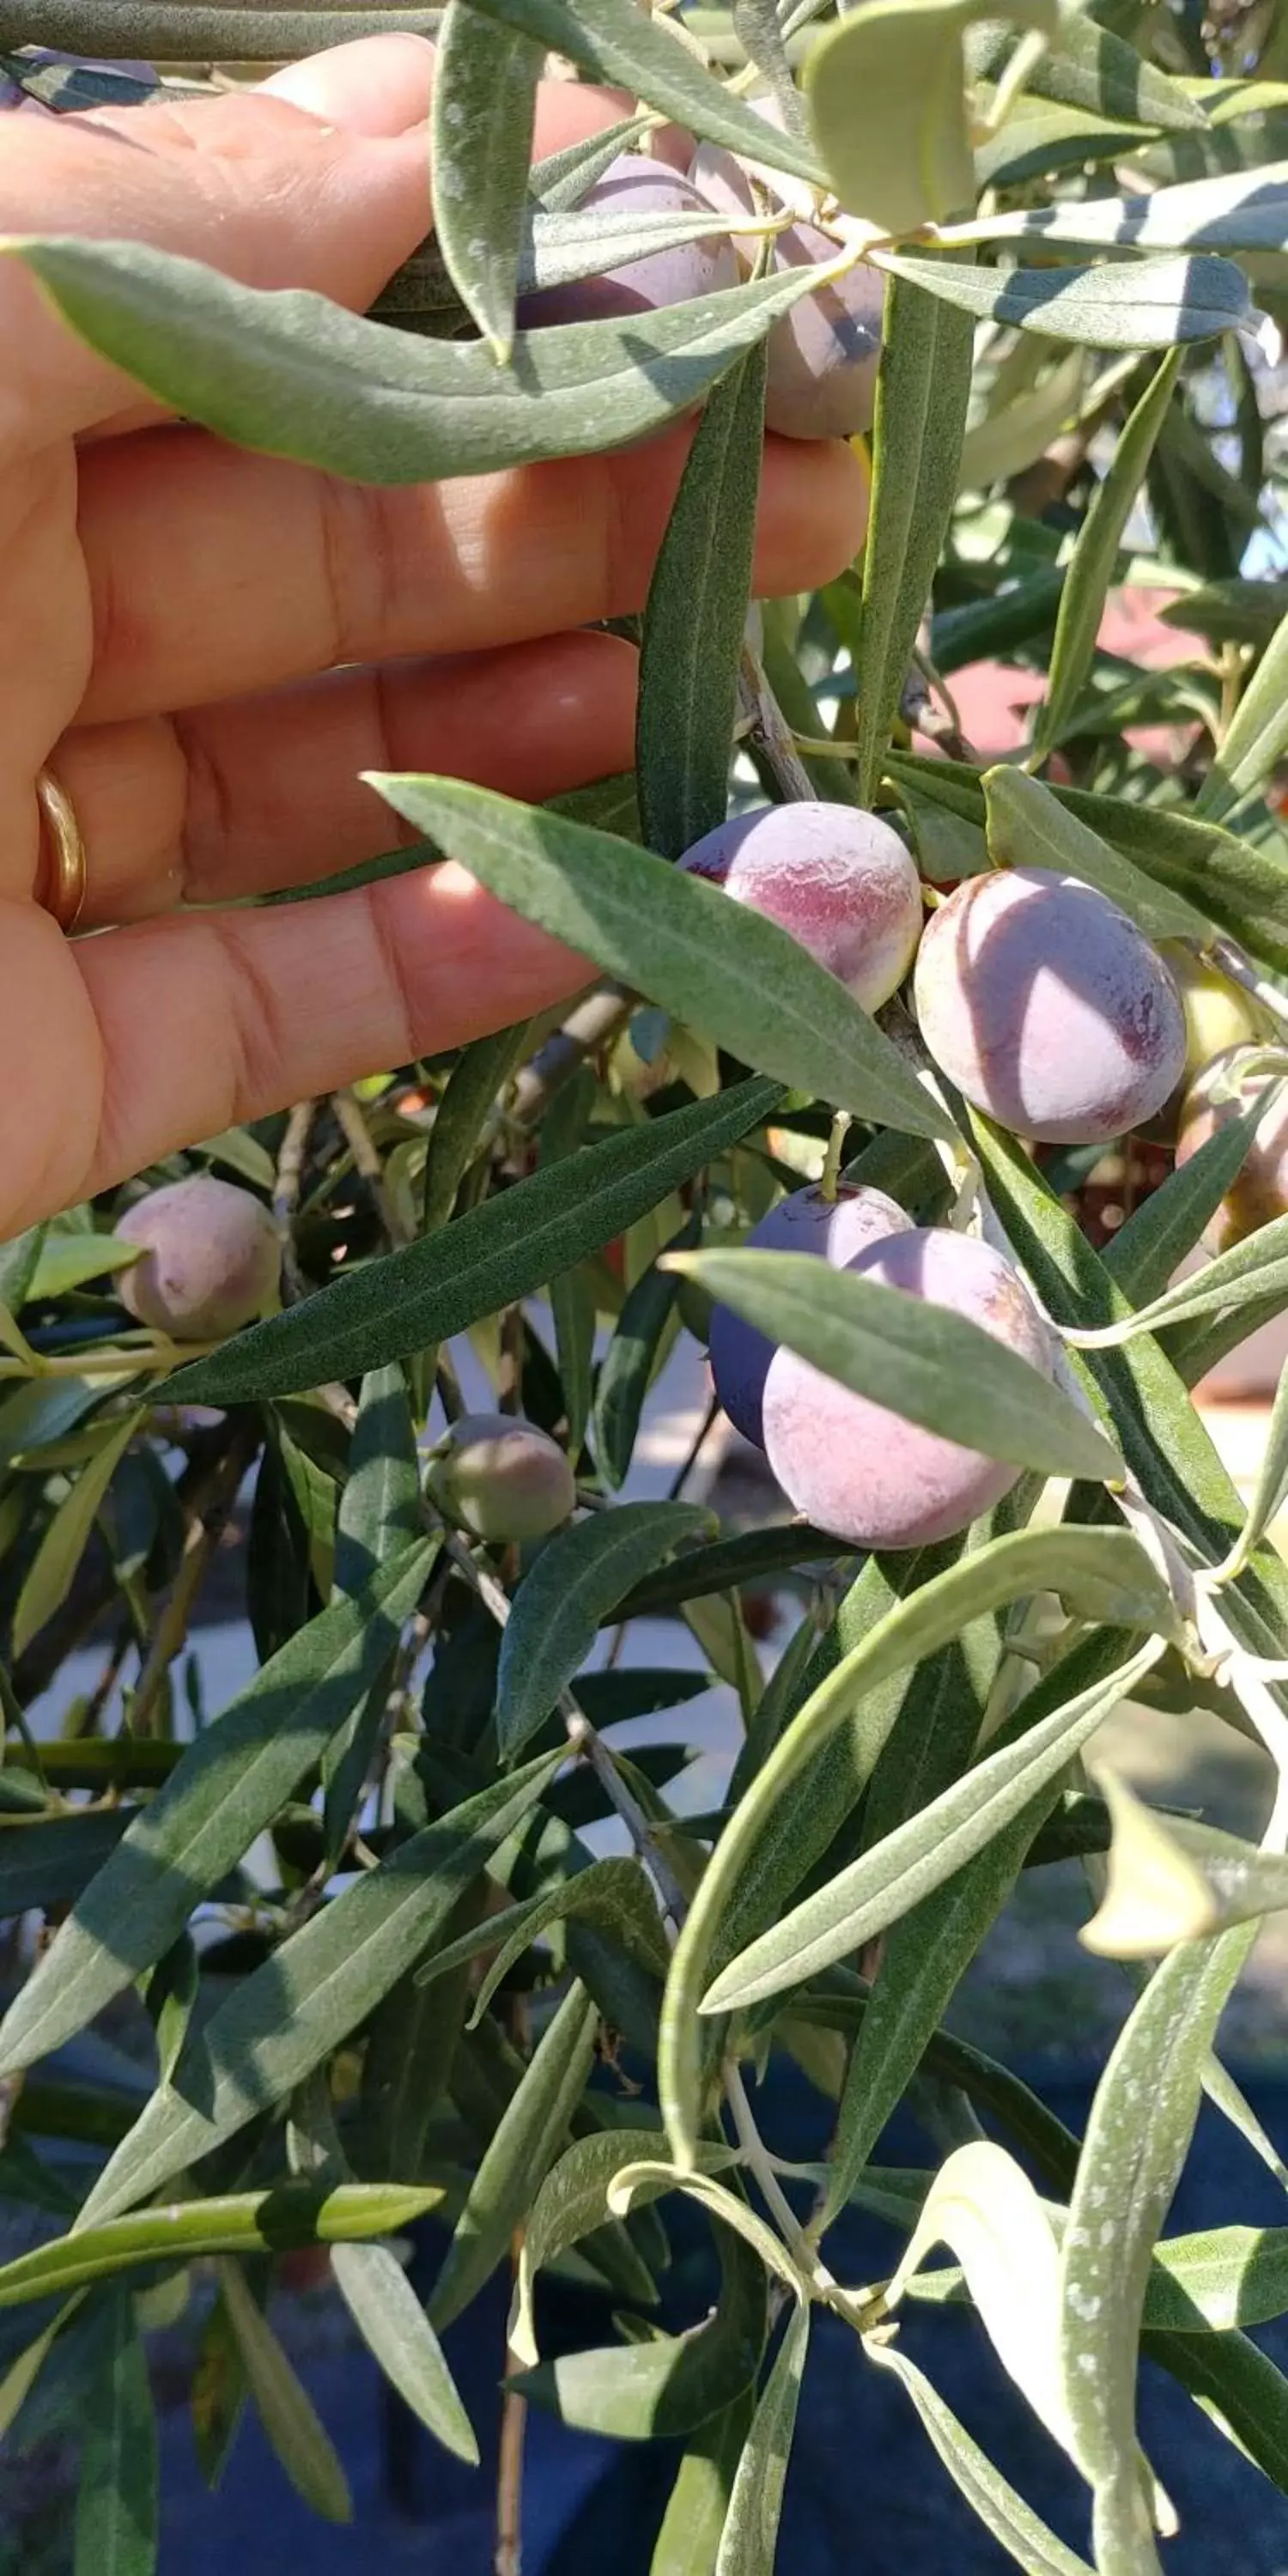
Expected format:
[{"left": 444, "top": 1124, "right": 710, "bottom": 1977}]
[
  {"left": 116, "top": 810, "right": 1273, "bottom": 1562},
  {"left": 693, "top": 797, "right": 1270, "bottom": 1548},
  {"left": 521, "top": 145, "right": 884, "bottom": 445}
]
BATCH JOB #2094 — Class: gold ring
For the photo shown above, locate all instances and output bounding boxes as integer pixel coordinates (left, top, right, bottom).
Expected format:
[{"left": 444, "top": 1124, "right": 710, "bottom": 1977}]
[{"left": 35, "top": 769, "right": 88, "bottom": 935}]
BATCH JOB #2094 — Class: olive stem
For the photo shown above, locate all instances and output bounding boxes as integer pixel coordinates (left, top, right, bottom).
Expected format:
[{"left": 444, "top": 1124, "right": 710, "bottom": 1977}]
[
  {"left": 738, "top": 644, "right": 816, "bottom": 802},
  {"left": 1209, "top": 934, "right": 1288, "bottom": 1037},
  {"left": 723, "top": 2058, "right": 838, "bottom": 2295},
  {"left": 818, "top": 1112, "right": 852, "bottom": 1205},
  {"left": 975, "top": 24, "right": 1051, "bottom": 137}
]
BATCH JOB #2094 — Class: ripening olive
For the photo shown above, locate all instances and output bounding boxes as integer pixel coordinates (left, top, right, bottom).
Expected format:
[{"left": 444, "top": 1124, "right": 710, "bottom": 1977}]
[
  {"left": 709, "top": 1181, "right": 910, "bottom": 1447},
  {"left": 678, "top": 803, "right": 922, "bottom": 1013},
  {"left": 117, "top": 1176, "right": 281, "bottom": 1342},
  {"left": 914, "top": 866, "right": 1186, "bottom": 1145},
  {"left": 762, "top": 1227, "right": 1053, "bottom": 1548}
]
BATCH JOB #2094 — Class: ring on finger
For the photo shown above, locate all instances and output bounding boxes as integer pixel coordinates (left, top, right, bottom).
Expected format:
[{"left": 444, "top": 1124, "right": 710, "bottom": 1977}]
[{"left": 35, "top": 769, "right": 88, "bottom": 935}]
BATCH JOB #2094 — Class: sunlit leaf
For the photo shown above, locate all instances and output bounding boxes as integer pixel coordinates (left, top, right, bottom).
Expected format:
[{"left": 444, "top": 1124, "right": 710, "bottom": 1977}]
[
  {"left": 714, "top": 2299, "right": 808, "bottom": 2576},
  {"left": 0, "top": 2182, "right": 447, "bottom": 2309},
  {"left": 872, "top": 247, "right": 1251, "bottom": 348},
  {"left": 10, "top": 239, "right": 826, "bottom": 484},
  {"left": 430, "top": 2, "right": 542, "bottom": 360},
  {"left": 886, "top": 2141, "right": 1075, "bottom": 2459},
  {"left": 454, "top": 0, "right": 824, "bottom": 183},
  {"left": 1196, "top": 594, "right": 1288, "bottom": 823},
  {"left": 659, "top": 1526, "right": 1175, "bottom": 2164},
  {"left": 1057, "top": 1929, "right": 1255, "bottom": 2566},
  {"left": 707, "top": 1633, "right": 1161, "bottom": 2016},
  {"left": 854, "top": 267, "right": 975, "bottom": 805},
  {"left": 330, "top": 2241, "right": 478, "bottom": 2464},
  {"left": 1082, "top": 1771, "right": 1288, "bottom": 1957},
  {"left": 866, "top": 2340, "right": 1094, "bottom": 2574},
  {"left": 511, "top": 2126, "right": 736, "bottom": 2369},
  {"left": 805, "top": 0, "right": 1057, "bottom": 232}
]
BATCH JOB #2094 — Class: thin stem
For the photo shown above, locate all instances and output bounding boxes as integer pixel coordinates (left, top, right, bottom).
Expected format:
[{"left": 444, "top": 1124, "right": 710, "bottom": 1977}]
[
  {"left": 563, "top": 1710, "right": 690, "bottom": 1935},
  {"left": 274, "top": 1097, "right": 315, "bottom": 1305},
  {"left": 331, "top": 1090, "right": 408, "bottom": 1248},
  {"left": 1209, "top": 938, "right": 1288, "bottom": 1036},
  {"left": 667, "top": 1393, "right": 722, "bottom": 1503},
  {"left": 510, "top": 990, "right": 634, "bottom": 1127},
  {"left": 819, "top": 1113, "right": 852, "bottom": 1206},
  {"left": 0, "top": 1342, "right": 218, "bottom": 1383},
  {"left": 131, "top": 1426, "right": 256, "bottom": 1737},
  {"left": 738, "top": 645, "right": 816, "bottom": 802},
  {"left": 723, "top": 2060, "right": 843, "bottom": 2302},
  {"left": 495, "top": 2338, "right": 527, "bottom": 2576}
]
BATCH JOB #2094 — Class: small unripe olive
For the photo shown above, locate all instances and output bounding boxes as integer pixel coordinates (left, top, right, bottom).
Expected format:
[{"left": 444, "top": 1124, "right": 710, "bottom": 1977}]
[
  {"left": 117, "top": 1176, "right": 281, "bottom": 1341},
  {"left": 1142, "top": 946, "right": 1264, "bottom": 1144},
  {"left": 425, "top": 1413, "right": 576, "bottom": 1544},
  {"left": 1176, "top": 1046, "right": 1288, "bottom": 1255}
]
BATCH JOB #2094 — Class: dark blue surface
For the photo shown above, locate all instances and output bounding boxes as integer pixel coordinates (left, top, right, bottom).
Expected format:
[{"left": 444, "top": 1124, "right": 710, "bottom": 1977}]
[{"left": 154, "top": 2067, "right": 1288, "bottom": 2573}]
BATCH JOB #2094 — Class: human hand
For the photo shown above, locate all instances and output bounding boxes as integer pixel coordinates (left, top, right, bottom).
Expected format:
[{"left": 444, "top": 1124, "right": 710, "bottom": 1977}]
[{"left": 0, "top": 34, "right": 867, "bottom": 1240}]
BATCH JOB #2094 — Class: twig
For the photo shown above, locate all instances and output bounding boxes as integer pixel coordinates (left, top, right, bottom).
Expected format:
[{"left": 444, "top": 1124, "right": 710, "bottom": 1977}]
[
  {"left": 10, "top": 1417, "right": 248, "bottom": 1704},
  {"left": 563, "top": 1710, "right": 689, "bottom": 1935},
  {"left": 511, "top": 989, "right": 635, "bottom": 1127},
  {"left": 274, "top": 1098, "right": 316, "bottom": 1303},
  {"left": 1209, "top": 934, "right": 1288, "bottom": 1037},
  {"left": 130, "top": 1426, "right": 256, "bottom": 1736},
  {"left": 738, "top": 645, "right": 815, "bottom": 801},
  {"left": 331, "top": 1090, "right": 409, "bottom": 1248},
  {"left": 667, "top": 1393, "right": 722, "bottom": 1503},
  {"left": 79, "top": 1624, "right": 134, "bottom": 1741},
  {"left": 494, "top": 2383, "right": 526, "bottom": 2576}
]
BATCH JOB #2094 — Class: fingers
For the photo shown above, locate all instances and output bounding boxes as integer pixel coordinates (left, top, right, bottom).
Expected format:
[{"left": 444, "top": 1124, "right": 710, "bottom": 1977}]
[
  {"left": 75, "top": 426, "right": 869, "bottom": 724},
  {"left": 53, "top": 630, "right": 641, "bottom": 924},
  {"left": 0, "top": 860, "right": 591, "bottom": 1234},
  {"left": 0, "top": 42, "right": 627, "bottom": 459}
]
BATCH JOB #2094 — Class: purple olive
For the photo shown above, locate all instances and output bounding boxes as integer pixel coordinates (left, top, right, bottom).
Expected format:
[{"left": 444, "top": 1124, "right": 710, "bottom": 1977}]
[
  {"left": 762, "top": 222, "right": 884, "bottom": 441},
  {"left": 690, "top": 144, "right": 883, "bottom": 440},
  {"left": 762, "top": 1227, "right": 1053, "bottom": 1548},
  {"left": 117, "top": 1176, "right": 281, "bottom": 1342},
  {"left": 425, "top": 1413, "right": 575, "bottom": 1544},
  {"left": 1176, "top": 1045, "right": 1288, "bottom": 1255},
  {"left": 678, "top": 803, "right": 922, "bottom": 1012},
  {"left": 710, "top": 1182, "right": 911, "bottom": 1447},
  {"left": 913, "top": 866, "right": 1186, "bottom": 1145},
  {"left": 518, "top": 155, "right": 738, "bottom": 330}
]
